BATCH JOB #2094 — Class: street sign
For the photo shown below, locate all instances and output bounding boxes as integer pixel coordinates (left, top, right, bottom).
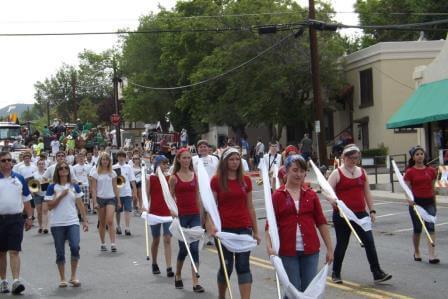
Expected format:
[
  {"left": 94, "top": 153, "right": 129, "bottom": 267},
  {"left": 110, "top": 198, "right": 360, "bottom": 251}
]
[
  {"left": 111, "top": 114, "right": 120, "bottom": 126},
  {"left": 315, "top": 120, "right": 321, "bottom": 133}
]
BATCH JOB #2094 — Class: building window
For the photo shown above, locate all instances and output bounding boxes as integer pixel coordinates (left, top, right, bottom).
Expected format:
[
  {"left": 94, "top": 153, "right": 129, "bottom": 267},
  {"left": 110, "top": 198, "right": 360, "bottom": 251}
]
[
  {"left": 359, "top": 68, "right": 373, "bottom": 108},
  {"left": 394, "top": 128, "right": 417, "bottom": 134}
]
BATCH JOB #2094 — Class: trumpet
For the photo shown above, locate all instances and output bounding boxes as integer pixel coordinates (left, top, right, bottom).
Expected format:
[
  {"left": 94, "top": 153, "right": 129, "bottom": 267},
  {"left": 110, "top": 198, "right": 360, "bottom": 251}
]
[
  {"left": 116, "top": 175, "right": 126, "bottom": 188},
  {"left": 28, "top": 179, "right": 41, "bottom": 193}
]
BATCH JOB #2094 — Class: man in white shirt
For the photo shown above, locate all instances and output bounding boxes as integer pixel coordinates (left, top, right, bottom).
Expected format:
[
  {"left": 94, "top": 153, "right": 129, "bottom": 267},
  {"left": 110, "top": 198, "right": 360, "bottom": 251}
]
[
  {"left": 14, "top": 152, "right": 37, "bottom": 180},
  {"left": 50, "top": 138, "right": 60, "bottom": 157},
  {"left": 73, "top": 152, "right": 92, "bottom": 212},
  {"left": 92, "top": 147, "right": 100, "bottom": 166},
  {"left": 255, "top": 138, "right": 265, "bottom": 168},
  {"left": 0, "top": 151, "right": 33, "bottom": 295},
  {"left": 43, "top": 151, "right": 77, "bottom": 183},
  {"left": 192, "top": 140, "right": 219, "bottom": 180},
  {"left": 262, "top": 142, "right": 282, "bottom": 189},
  {"left": 113, "top": 151, "right": 138, "bottom": 236}
]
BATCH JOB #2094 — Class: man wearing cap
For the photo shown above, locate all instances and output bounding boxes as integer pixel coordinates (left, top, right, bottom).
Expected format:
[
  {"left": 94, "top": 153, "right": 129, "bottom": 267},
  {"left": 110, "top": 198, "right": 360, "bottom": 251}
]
[
  {"left": 192, "top": 140, "right": 219, "bottom": 180},
  {"left": 0, "top": 151, "right": 33, "bottom": 294}
]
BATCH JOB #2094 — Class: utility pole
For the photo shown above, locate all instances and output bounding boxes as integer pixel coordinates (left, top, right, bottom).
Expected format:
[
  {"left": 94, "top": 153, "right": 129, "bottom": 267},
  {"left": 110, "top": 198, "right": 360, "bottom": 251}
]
[
  {"left": 47, "top": 100, "right": 50, "bottom": 127},
  {"left": 113, "top": 60, "right": 122, "bottom": 148},
  {"left": 308, "top": 0, "right": 327, "bottom": 165},
  {"left": 71, "top": 73, "right": 78, "bottom": 122}
]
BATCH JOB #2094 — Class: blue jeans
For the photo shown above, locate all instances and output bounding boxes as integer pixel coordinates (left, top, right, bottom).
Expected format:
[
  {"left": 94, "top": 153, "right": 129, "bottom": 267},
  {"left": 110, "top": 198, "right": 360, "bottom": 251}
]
[
  {"left": 216, "top": 228, "right": 253, "bottom": 285},
  {"left": 51, "top": 225, "right": 80, "bottom": 265},
  {"left": 177, "top": 214, "right": 200, "bottom": 263},
  {"left": 280, "top": 252, "right": 319, "bottom": 294}
]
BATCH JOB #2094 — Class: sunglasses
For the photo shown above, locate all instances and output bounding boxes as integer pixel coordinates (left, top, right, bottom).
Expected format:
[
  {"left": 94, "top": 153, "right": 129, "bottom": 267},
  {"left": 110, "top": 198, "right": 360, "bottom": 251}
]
[
  {"left": 0, "top": 158, "right": 12, "bottom": 163},
  {"left": 58, "top": 166, "right": 69, "bottom": 170}
]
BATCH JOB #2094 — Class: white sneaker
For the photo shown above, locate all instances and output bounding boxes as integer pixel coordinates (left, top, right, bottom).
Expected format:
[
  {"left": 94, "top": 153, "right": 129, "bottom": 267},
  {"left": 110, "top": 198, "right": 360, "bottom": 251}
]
[
  {"left": 11, "top": 279, "right": 25, "bottom": 295},
  {"left": 0, "top": 280, "right": 9, "bottom": 293}
]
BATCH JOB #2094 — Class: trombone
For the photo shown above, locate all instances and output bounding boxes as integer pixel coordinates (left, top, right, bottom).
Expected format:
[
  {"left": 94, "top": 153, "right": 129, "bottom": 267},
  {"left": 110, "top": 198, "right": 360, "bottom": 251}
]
[{"left": 28, "top": 179, "right": 41, "bottom": 193}]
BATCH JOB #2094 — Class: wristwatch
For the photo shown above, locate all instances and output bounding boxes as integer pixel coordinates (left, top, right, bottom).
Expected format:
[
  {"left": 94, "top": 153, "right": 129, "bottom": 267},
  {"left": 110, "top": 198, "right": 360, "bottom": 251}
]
[
  {"left": 26, "top": 216, "right": 33, "bottom": 220},
  {"left": 369, "top": 210, "right": 376, "bottom": 214}
]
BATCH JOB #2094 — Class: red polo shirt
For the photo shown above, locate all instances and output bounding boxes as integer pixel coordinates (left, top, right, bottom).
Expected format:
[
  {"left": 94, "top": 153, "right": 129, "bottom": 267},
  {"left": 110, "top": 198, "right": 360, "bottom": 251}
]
[{"left": 269, "top": 185, "right": 327, "bottom": 256}]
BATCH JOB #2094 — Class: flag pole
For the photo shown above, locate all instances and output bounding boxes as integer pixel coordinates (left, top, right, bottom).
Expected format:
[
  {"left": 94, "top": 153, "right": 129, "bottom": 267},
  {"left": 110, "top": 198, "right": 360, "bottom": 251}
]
[
  {"left": 144, "top": 217, "right": 150, "bottom": 260},
  {"left": 337, "top": 205, "right": 364, "bottom": 247},
  {"left": 216, "top": 238, "right": 233, "bottom": 299},
  {"left": 413, "top": 205, "right": 435, "bottom": 247},
  {"left": 177, "top": 218, "right": 200, "bottom": 277}
]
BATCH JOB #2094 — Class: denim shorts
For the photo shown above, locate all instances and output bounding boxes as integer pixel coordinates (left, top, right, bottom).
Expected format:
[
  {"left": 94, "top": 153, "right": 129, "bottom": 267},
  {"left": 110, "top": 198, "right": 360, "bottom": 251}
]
[
  {"left": 97, "top": 197, "right": 116, "bottom": 208},
  {"left": 150, "top": 222, "right": 172, "bottom": 238},
  {"left": 117, "top": 196, "right": 132, "bottom": 212},
  {"left": 33, "top": 195, "right": 45, "bottom": 205}
]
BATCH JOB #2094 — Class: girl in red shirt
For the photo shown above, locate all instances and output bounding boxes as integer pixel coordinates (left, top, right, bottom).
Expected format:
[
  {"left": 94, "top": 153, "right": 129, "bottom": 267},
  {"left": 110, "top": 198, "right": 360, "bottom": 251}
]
[
  {"left": 404, "top": 146, "right": 439, "bottom": 263},
  {"left": 327, "top": 144, "right": 391, "bottom": 284},
  {"left": 147, "top": 155, "right": 174, "bottom": 277},
  {"left": 168, "top": 148, "right": 204, "bottom": 293},
  {"left": 207, "top": 147, "right": 260, "bottom": 299},
  {"left": 266, "top": 155, "right": 333, "bottom": 294}
]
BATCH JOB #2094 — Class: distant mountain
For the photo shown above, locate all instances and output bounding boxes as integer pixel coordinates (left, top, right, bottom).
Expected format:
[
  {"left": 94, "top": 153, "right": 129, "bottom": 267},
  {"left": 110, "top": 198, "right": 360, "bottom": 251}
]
[{"left": 0, "top": 104, "right": 34, "bottom": 118}]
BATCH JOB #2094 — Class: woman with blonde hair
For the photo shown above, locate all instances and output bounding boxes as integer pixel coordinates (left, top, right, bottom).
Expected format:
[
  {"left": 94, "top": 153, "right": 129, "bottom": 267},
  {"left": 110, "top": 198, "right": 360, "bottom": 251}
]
[{"left": 90, "top": 152, "right": 121, "bottom": 252}]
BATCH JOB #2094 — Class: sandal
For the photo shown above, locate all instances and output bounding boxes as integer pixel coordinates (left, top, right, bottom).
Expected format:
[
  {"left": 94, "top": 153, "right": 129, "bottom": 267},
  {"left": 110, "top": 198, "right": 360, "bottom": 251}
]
[
  {"left": 59, "top": 281, "right": 68, "bottom": 288},
  {"left": 69, "top": 280, "right": 81, "bottom": 287}
]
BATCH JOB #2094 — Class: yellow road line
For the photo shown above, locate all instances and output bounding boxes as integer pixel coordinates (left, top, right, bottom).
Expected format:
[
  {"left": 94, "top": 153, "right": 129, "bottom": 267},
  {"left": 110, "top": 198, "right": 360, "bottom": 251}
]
[{"left": 206, "top": 248, "right": 413, "bottom": 299}]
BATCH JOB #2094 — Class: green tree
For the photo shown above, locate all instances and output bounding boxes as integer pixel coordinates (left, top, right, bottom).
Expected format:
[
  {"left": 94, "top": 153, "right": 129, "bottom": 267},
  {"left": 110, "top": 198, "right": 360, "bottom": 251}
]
[
  {"left": 34, "top": 49, "right": 117, "bottom": 124},
  {"left": 77, "top": 98, "right": 99, "bottom": 124},
  {"left": 355, "top": 0, "right": 448, "bottom": 48}
]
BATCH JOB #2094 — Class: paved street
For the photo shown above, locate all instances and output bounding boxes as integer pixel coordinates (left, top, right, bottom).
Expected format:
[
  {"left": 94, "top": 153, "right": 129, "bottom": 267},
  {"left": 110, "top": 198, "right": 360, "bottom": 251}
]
[{"left": 4, "top": 178, "right": 447, "bottom": 299}]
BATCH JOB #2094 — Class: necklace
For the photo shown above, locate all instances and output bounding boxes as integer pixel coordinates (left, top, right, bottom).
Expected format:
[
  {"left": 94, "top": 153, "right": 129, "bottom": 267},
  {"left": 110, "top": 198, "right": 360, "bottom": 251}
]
[{"left": 344, "top": 165, "right": 356, "bottom": 177}]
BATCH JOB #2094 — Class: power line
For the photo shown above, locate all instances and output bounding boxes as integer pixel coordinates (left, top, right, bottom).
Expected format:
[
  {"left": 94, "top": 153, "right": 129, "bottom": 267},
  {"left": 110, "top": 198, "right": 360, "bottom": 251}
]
[
  {"left": 127, "top": 30, "right": 302, "bottom": 91},
  {"left": 371, "top": 65, "right": 415, "bottom": 91}
]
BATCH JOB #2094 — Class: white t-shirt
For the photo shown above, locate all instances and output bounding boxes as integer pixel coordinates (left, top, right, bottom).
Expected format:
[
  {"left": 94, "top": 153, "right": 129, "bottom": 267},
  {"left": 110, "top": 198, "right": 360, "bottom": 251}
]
[
  {"left": 73, "top": 163, "right": 92, "bottom": 186},
  {"left": 12, "top": 162, "right": 24, "bottom": 173},
  {"left": 113, "top": 163, "right": 136, "bottom": 197},
  {"left": 32, "top": 170, "right": 47, "bottom": 196},
  {"left": 242, "top": 159, "right": 249, "bottom": 172},
  {"left": 0, "top": 172, "right": 32, "bottom": 214},
  {"left": 50, "top": 140, "right": 60, "bottom": 155},
  {"left": 192, "top": 155, "right": 219, "bottom": 180},
  {"left": 133, "top": 166, "right": 142, "bottom": 183},
  {"left": 262, "top": 153, "right": 282, "bottom": 171},
  {"left": 15, "top": 163, "right": 37, "bottom": 179},
  {"left": 90, "top": 168, "right": 117, "bottom": 199},
  {"left": 45, "top": 183, "right": 83, "bottom": 227},
  {"left": 66, "top": 155, "right": 75, "bottom": 166}
]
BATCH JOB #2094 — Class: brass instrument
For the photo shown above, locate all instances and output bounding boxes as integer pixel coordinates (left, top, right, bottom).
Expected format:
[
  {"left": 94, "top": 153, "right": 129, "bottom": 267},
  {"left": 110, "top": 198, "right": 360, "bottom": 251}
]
[
  {"left": 116, "top": 175, "right": 126, "bottom": 188},
  {"left": 28, "top": 179, "right": 41, "bottom": 193}
]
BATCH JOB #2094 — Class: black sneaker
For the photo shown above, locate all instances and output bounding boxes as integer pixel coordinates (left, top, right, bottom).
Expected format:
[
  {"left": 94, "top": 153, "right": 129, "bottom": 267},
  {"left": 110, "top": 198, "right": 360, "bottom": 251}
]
[
  {"left": 125, "top": 230, "right": 131, "bottom": 236},
  {"left": 331, "top": 272, "right": 343, "bottom": 284},
  {"left": 175, "top": 278, "right": 183, "bottom": 289},
  {"left": 116, "top": 227, "right": 122, "bottom": 235},
  {"left": 193, "top": 285, "right": 205, "bottom": 293},
  {"left": 152, "top": 264, "right": 161, "bottom": 275},
  {"left": 373, "top": 270, "right": 392, "bottom": 283},
  {"left": 167, "top": 267, "right": 174, "bottom": 277}
]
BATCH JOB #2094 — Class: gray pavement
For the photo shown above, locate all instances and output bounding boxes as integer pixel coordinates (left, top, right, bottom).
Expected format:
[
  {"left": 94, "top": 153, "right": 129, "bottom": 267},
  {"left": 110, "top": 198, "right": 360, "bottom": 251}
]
[{"left": 3, "top": 177, "right": 448, "bottom": 298}]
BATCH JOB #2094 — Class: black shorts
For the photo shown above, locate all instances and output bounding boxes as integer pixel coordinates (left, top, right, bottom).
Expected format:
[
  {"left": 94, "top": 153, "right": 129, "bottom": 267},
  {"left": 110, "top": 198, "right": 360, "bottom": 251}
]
[{"left": 0, "top": 214, "right": 25, "bottom": 252}]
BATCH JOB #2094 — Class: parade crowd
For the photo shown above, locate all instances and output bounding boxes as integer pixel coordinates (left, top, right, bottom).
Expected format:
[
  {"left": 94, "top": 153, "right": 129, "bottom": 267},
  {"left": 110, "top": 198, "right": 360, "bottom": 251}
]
[{"left": 0, "top": 119, "right": 440, "bottom": 298}]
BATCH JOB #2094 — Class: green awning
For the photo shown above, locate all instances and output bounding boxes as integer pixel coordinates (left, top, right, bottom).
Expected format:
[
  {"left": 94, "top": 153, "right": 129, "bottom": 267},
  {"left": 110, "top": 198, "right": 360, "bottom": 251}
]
[{"left": 386, "top": 79, "right": 448, "bottom": 129}]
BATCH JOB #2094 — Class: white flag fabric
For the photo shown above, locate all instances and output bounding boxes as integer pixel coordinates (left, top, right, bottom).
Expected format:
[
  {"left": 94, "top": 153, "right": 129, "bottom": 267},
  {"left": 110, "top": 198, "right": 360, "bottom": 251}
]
[
  {"left": 260, "top": 161, "right": 328, "bottom": 299},
  {"left": 156, "top": 167, "right": 178, "bottom": 216},
  {"left": 310, "top": 160, "right": 372, "bottom": 232},
  {"left": 169, "top": 217, "right": 205, "bottom": 248},
  {"left": 391, "top": 160, "right": 436, "bottom": 224},
  {"left": 141, "top": 165, "right": 149, "bottom": 211},
  {"left": 272, "top": 163, "right": 281, "bottom": 190},
  {"left": 196, "top": 159, "right": 257, "bottom": 253}
]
